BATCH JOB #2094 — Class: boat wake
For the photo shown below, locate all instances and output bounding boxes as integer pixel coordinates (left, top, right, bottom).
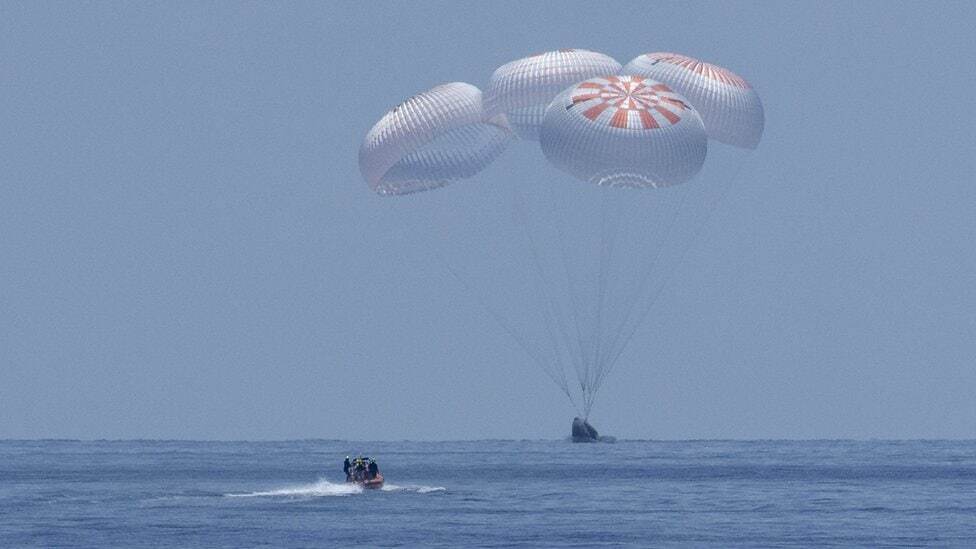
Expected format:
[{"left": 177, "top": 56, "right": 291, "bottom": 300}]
[
  {"left": 381, "top": 483, "right": 446, "bottom": 494},
  {"left": 224, "top": 478, "right": 445, "bottom": 498},
  {"left": 225, "top": 478, "right": 361, "bottom": 498}
]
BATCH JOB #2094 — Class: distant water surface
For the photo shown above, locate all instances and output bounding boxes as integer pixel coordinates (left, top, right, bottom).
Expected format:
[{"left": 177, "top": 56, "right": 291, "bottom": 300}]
[{"left": 1, "top": 440, "right": 974, "bottom": 547}]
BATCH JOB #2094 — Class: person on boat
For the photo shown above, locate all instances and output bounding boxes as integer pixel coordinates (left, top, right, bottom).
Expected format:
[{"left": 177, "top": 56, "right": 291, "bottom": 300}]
[
  {"left": 367, "top": 459, "right": 379, "bottom": 480},
  {"left": 343, "top": 456, "right": 352, "bottom": 481},
  {"left": 353, "top": 457, "right": 366, "bottom": 481}
]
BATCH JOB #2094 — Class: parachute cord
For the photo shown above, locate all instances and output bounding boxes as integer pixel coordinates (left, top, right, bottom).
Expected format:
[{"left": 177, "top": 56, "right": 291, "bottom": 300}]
[
  {"left": 591, "top": 188, "right": 623, "bottom": 400},
  {"left": 584, "top": 388, "right": 597, "bottom": 419},
  {"left": 597, "top": 188, "right": 689, "bottom": 375},
  {"left": 437, "top": 252, "right": 581, "bottom": 415},
  {"left": 609, "top": 190, "right": 685, "bottom": 367},
  {"left": 588, "top": 191, "right": 609, "bottom": 395},
  {"left": 533, "top": 184, "right": 591, "bottom": 397},
  {"left": 597, "top": 154, "right": 755, "bottom": 389},
  {"left": 547, "top": 180, "right": 590, "bottom": 389},
  {"left": 604, "top": 194, "right": 624, "bottom": 358},
  {"left": 512, "top": 186, "right": 579, "bottom": 405},
  {"left": 512, "top": 188, "right": 570, "bottom": 394}
]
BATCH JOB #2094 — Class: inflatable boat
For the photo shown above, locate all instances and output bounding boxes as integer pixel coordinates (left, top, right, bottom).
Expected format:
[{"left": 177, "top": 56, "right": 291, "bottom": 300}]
[{"left": 352, "top": 473, "right": 384, "bottom": 489}]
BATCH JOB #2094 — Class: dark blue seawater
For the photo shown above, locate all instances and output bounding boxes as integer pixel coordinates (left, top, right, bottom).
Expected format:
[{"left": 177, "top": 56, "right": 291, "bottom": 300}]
[{"left": 1, "top": 440, "right": 974, "bottom": 547}]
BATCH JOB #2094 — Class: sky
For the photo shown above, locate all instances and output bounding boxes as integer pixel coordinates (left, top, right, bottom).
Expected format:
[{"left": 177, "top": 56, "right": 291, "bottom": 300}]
[{"left": 1, "top": 1, "right": 974, "bottom": 440}]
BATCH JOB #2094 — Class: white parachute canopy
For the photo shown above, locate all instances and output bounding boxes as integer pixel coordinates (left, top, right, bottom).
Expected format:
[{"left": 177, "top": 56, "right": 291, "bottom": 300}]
[
  {"left": 359, "top": 82, "right": 513, "bottom": 196},
  {"left": 540, "top": 75, "right": 708, "bottom": 187},
  {"left": 484, "top": 49, "right": 622, "bottom": 141},
  {"left": 622, "top": 53, "right": 764, "bottom": 149}
]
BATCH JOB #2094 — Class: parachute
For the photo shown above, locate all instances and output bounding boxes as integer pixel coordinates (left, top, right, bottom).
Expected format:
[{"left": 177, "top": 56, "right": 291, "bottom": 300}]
[
  {"left": 359, "top": 82, "right": 512, "bottom": 196},
  {"left": 540, "top": 75, "right": 707, "bottom": 188},
  {"left": 485, "top": 49, "right": 622, "bottom": 140},
  {"left": 359, "top": 50, "right": 762, "bottom": 422},
  {"left": 622, "top": 53, "right": 765, "bottom": 149}
]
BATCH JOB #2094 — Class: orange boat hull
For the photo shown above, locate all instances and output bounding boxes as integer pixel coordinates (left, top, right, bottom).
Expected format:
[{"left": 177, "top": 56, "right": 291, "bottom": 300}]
[{"left": 349, "top": 473, "right": 384, "bottom": 489}]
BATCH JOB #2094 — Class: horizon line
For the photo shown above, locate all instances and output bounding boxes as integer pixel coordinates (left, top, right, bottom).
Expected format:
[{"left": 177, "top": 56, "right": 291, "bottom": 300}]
[{"left": 2, "top": 437, "right": 974, "bottom": 443}]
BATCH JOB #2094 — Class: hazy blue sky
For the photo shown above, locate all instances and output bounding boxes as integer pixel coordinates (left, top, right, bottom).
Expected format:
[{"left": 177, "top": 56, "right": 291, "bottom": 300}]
[{"left": 2, "top": 1, "right": 974, "bottom": 440}]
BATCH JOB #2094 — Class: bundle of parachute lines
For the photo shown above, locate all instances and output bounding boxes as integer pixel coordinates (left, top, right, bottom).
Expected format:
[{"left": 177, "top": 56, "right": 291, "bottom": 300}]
[{"left": 359, "top": 49, "right": 763, "bottom": 195}]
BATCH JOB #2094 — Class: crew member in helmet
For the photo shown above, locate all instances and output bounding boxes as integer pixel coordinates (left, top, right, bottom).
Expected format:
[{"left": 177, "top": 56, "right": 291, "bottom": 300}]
[
  {"left": 343, "top": 456, "right": 352, "bottom": 481},
  {"left": 353, "top": 457, "right": 366, "bottom": 481}
]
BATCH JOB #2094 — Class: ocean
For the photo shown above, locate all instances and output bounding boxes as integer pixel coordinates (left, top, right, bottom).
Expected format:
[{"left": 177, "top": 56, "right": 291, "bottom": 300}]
[{"left": 1, "top": 440, "right": 974, "bottom": 547}]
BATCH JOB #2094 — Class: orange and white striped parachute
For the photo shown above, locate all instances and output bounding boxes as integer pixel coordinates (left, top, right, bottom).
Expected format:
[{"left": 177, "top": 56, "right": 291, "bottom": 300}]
[
  {"left": 539, "top": 75, "right": 708, "bottom": 187},
  {"left": 623, "top": 53, "right": 764, "bottom": 149}
]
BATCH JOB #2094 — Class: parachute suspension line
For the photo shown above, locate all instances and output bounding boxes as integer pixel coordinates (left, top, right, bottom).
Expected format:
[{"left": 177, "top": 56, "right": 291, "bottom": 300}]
[
  {"left": 594, "top": 188, "right": 624, "bottom": 394},
  {"left": 511, "top": 185, "right": 581, "bottom": 409},
  {"left": 597, "top": 154, "right": 756, "bottom": 390},
  {"left": 546, "top": 180, "right": 590, "bottom": 395},
  {"left": 582, "top": 189, "right": 617, "bottom": 418},
  {"left": 431, "top": 190, "right": 575, "bottom": 408},
  {"left": 436, "top": 251, "right": 581, "bottom": 415},
  {"left": 592, "top": 189, "right": 692, "bottom": 399},
  {"left": 593, "top": 192, "right": 609, "bottom": 393},
  {"left": 584, "top": 192, "right": 609, "bottom": 416},
  {"left": 594, "top": 187, "right": 689, "bottom": 389}
]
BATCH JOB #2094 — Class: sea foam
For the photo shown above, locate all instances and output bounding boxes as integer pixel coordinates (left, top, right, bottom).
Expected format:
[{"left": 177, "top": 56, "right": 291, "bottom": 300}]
[
  {"left": 225, "top": 478, "right": 446, "bottom": 498},
  {"left": 225, "top": 478, "right": 361, "bottom": 498}
]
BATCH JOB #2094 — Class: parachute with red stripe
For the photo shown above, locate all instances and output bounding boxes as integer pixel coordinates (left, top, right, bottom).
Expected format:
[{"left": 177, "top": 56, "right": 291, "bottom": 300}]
[
  {"left": 540, "top": 75, "right": 707, "bottom": 188},
  {"left": 622, "top": 53, "right": 764, "bottom": 149}
]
